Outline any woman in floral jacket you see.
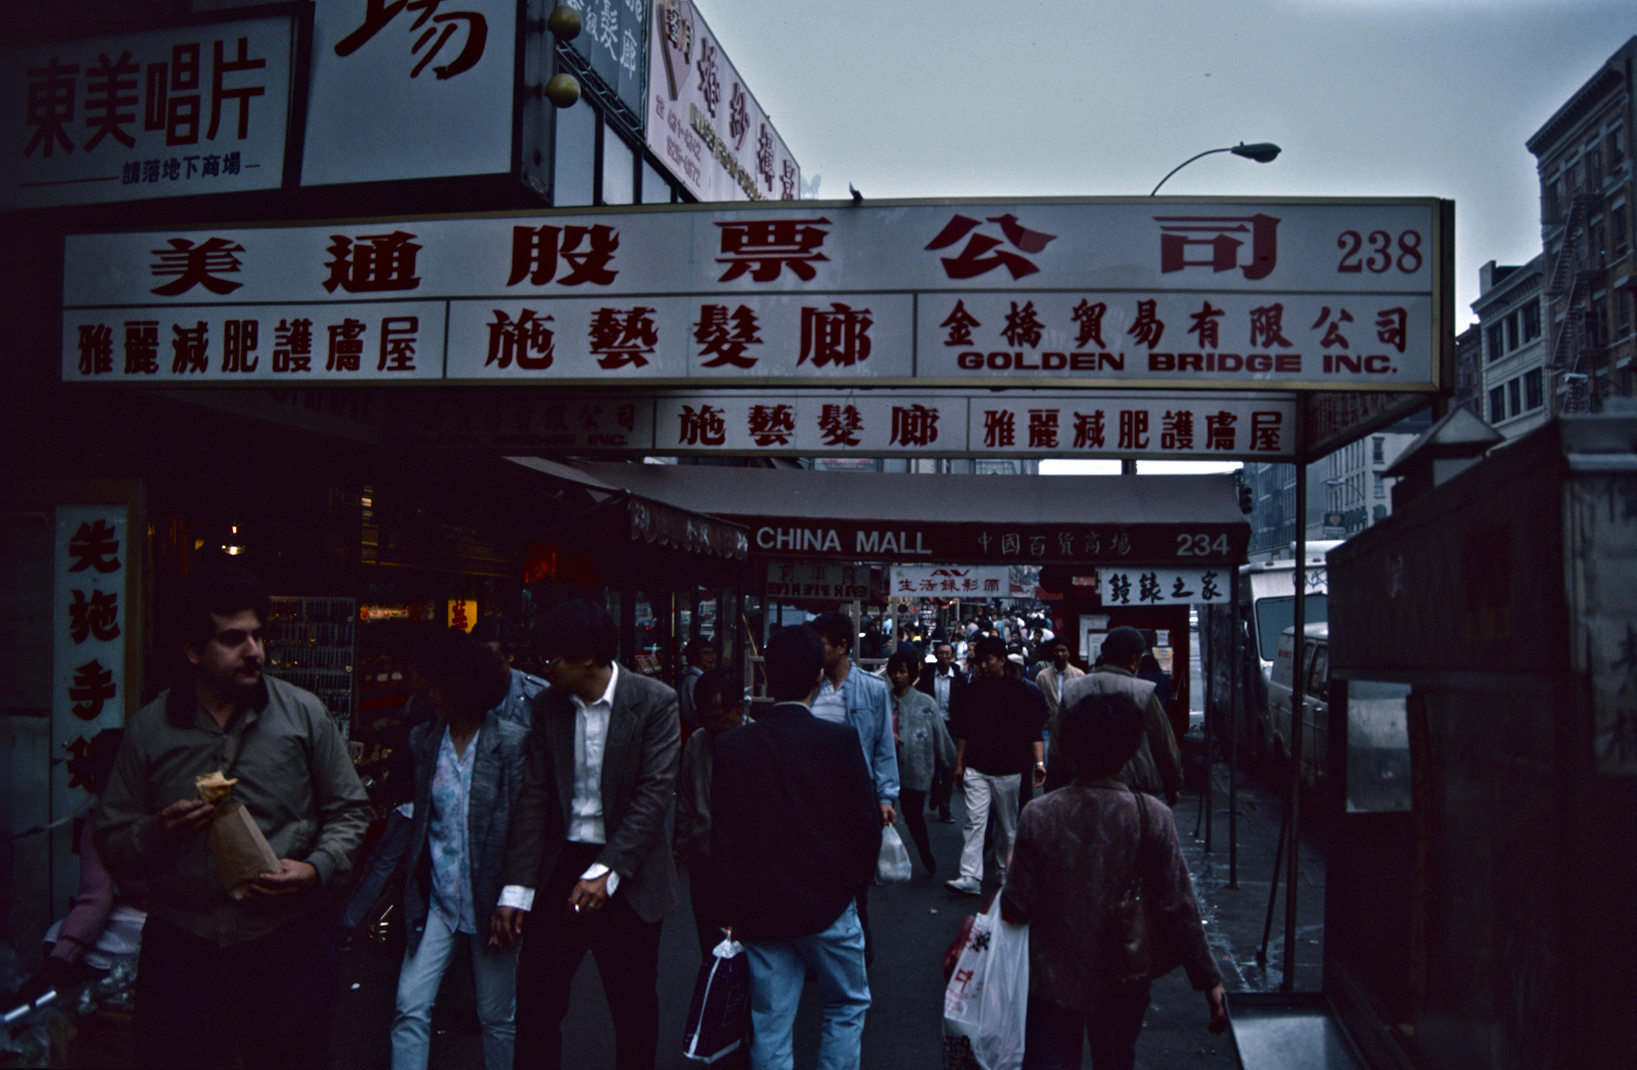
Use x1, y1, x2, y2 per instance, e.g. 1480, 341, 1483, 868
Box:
1001, 692, 1227, 1070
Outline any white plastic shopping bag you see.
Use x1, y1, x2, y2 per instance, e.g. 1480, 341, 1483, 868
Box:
877, 824, 913, 883
942, 896, 1028, 1070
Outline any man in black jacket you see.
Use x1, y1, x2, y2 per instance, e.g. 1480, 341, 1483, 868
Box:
709, 625, 880, 1070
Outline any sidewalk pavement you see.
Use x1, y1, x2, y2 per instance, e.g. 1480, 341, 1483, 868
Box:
329, 763, 1325, 1069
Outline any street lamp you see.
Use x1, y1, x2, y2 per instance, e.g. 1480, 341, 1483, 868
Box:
1149, 142, 1282, 196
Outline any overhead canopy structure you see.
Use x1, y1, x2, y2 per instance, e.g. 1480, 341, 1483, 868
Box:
557, 462, 1248, 570
502, 456, 749, 589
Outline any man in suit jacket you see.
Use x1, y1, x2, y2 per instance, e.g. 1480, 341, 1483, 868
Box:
710, 625, 880, 1070
917, 639, 967, 822
493, 600, 680, 1070
1034, 638, 1085, 721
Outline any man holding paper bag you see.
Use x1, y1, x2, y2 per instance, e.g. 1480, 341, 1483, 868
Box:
95, 564, 369, 1070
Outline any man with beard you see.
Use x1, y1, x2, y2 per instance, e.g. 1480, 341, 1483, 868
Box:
95, 564, 370, 1070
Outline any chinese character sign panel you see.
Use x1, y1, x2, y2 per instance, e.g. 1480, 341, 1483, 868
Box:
63, 198, 1447, 391
646, 0, 799, 202
561, 0, 649, 122
53, 505, 128, 798
1091, 567, 1232, 606
303, 0, 516, 185
764, 561, 872, 601
890, 565, 1011, 598
4, 17, 294, 208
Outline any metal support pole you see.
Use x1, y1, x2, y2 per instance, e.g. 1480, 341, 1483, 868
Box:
1283, 456, 1308, 991
1228, 593, 1240, 890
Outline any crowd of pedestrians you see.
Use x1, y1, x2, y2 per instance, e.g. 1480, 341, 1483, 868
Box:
30, 565, 1221, 1070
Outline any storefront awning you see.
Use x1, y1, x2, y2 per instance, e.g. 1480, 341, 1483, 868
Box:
505, 456, 749, 567
556, 462, 1248, 569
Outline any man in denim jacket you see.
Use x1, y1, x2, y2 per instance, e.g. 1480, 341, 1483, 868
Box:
808, 612, 900, 964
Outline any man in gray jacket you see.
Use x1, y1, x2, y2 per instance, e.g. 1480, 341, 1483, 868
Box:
493, 599, 680, 1070
1054, 627, 1182, 803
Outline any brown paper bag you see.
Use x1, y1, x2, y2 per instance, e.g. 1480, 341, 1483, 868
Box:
208, 799, 282, 900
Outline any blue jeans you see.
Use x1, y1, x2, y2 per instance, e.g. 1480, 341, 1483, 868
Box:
742, 903, 870, 1070
391, 910, 520, 1070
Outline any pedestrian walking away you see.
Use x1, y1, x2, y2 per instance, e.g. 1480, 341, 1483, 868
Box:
1001, 691, 1226, 1070
707, 625, 880, 1070
1052, 627, 1182, 804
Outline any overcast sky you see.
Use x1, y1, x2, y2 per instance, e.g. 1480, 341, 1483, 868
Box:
702, 0, 1636, 330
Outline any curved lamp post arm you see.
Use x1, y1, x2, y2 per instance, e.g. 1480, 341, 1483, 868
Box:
1150, 142, 1282, 196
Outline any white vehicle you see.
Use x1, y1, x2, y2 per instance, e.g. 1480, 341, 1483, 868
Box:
1235, 546, 1333, 768
1268, 623, 1329, 790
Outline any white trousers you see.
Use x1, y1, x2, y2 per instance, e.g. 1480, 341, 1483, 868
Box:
958, 771, 1020, 883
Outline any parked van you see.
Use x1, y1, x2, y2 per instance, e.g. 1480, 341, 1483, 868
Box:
1268, 622, 1329, 791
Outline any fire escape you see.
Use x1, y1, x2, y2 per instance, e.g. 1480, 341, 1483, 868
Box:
1545, 191, 1603, 414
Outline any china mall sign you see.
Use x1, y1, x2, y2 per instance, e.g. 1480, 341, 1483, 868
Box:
60, 197, 1452, 456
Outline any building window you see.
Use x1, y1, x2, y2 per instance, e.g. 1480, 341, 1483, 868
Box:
1487, 323, 1506, 361
1614, 204, 1630, 260
1609, 126, 1626, 166
552, 100, 597, 208
601, 121, 635, 206
1374, 473, 1385, 499
1490, 385, 1506, 423
1508, 377, 1522, 418
1618, 288, 1633, 336
1506, 311, 1520, 350
1372, 436, 1384, 464
1522, 301, 1541, 342
1525, 368, 1543, 410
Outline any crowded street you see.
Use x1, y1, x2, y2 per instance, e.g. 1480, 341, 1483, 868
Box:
325, 765, 1324, 1069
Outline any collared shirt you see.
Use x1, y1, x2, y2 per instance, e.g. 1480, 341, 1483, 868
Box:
811, 676, 848, 725
428, 726, 479, 934
93, 676, 370, 947
569, 662, 619, 845
932, 669, 953, 717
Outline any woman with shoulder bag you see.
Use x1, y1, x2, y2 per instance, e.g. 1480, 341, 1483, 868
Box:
999, 692, 1227, 1070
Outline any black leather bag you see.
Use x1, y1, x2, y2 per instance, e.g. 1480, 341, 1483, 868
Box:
1107, 788, 1181, 984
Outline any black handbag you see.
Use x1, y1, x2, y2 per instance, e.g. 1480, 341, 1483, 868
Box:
1107, 787, 1181, 984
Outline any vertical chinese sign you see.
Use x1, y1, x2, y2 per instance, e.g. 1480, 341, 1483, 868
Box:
51, 503, 130, 908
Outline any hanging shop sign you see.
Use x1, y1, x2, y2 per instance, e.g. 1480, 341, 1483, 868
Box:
646, 0, 799, 202
1086, 566, 1234, 606
559, 0, 649, 124
889, 565, 1011, 598
5, 13, 298, 207
303, 0, 518, 186
388, 389, 1297, 460
764, 561, 874, 601
61, 197, 1449, 392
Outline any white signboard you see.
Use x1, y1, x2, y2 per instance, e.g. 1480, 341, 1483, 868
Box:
4, 16, 295, 207
890, 565, 1010, 598
765, 561, 872, 601
62, 198, 1447, 391
391, 390, 1295, 459
1088, 566, 1234, 606
646, 0, 799, 201
303, 0, 516, 186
